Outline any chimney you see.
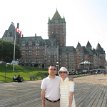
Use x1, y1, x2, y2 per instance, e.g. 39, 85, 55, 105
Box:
17, 23, 19, 28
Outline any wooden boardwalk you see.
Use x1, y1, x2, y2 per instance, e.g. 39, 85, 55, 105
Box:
0, 74, 106, 107
74, 83, 107, 107
74, 74, 107, 107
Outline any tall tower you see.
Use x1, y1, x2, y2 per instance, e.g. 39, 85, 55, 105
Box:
48, 10, 66, 47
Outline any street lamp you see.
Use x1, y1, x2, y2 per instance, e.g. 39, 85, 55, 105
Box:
5, 63, 8, 82
56, 62, 59, 75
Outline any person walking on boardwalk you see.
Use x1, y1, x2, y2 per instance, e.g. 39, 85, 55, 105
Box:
59, 67, 76, 107
41, 65, 60, 107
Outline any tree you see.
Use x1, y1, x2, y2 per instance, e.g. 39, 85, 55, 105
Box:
0, 40, 21, 62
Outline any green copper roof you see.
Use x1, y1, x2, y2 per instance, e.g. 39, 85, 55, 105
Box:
48, 10, 66, 24
19, 36, 45, 46
52, 10, 61, 20
96, 43, 105, 54
86, 41, 92, 49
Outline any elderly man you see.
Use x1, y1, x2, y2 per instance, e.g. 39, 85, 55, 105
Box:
41, 65, 60, 107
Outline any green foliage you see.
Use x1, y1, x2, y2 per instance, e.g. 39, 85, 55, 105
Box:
0, 64, 48, 82
0, 40, 21, 62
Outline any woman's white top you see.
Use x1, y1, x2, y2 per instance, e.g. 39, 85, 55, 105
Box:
60, 77, 76, 107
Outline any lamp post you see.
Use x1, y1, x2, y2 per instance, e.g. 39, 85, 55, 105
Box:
56, 62, 59, 75
5, 63, 8, 82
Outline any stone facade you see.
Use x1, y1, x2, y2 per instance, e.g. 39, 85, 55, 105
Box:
2, 10, 106, 73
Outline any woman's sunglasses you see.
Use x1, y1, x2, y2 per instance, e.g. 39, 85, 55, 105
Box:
59, 72, 67, 74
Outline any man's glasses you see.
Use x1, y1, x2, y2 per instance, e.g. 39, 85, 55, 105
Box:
59, 72, 67, 74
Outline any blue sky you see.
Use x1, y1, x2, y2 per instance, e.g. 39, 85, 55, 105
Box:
0, 0, 107, 58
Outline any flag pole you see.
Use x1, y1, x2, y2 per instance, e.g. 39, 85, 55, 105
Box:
13, 24, 16, 71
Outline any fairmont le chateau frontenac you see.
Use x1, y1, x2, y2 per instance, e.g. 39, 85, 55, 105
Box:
1, 10, 106, 74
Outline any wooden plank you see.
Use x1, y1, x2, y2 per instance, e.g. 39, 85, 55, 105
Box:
75, 84, 98, 107
74, 83, 107, 107
101, 86, 107, 107
88, 86, 105, 107
75, 84, 93, 107
87, 87, 101, 107
95, 87, 105, 107
81, 86, 101, 107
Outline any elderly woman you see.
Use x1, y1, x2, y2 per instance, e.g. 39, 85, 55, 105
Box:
59, 67, 76, 107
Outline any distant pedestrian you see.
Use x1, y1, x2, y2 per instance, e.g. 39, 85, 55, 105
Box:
17, 75, 23, 82
13, 75, 17, 81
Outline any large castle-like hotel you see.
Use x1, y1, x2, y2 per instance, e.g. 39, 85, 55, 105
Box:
2, 10, 106, 72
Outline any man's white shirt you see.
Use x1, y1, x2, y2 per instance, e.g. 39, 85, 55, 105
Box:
41, 76, 60, 101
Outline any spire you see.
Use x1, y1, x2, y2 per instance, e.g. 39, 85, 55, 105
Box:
96, 43, 105, 54
17, 23, 19, 28
8, 22, 15, 30
52, 9, 61, 20
96, 43, 102, 50
86, 41, 92, 49
76, 42, 81, 49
